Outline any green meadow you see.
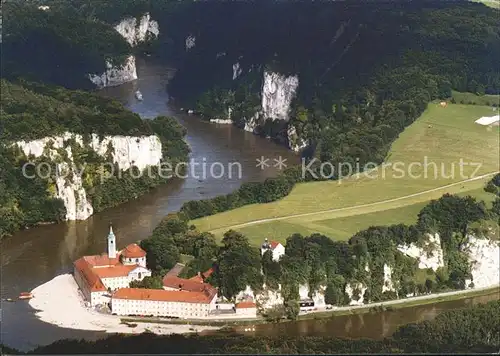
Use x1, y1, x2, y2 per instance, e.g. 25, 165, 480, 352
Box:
193, 101, 499, 245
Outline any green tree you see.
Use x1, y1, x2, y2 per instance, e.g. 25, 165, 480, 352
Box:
129, 276, 163, 289
140, 236, 180, 273
216, 230, 262, 299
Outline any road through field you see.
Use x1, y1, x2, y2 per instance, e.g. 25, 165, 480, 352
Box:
209, 171, 499, 234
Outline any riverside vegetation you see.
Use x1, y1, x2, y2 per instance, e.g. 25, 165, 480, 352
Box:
1, 300, 499, 354
125, 176, 500, 321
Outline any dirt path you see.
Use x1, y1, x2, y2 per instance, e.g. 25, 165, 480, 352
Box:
211, 171, 498, 232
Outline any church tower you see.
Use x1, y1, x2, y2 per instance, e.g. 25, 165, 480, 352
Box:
108, 224, 117, 259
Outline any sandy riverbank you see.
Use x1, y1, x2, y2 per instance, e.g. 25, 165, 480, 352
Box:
28, 274, 219, 335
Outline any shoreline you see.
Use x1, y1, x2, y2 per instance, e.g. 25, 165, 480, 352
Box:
28, 273, 499, 331
28, 274, 219, 336
122, 285, 499, 327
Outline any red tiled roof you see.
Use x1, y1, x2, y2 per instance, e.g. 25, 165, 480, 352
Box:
93, 264, 138, 279
270, 241, 281, 249
83, 254, 121, 267
203, 268, 214, 279
121, 243, 146, 258
236, 301, 257, 309
188, 267, 214, 283
74, 257, 106, 292
113, 288, 216, 304
189, 274, 204, 283
163, 275, 212, 292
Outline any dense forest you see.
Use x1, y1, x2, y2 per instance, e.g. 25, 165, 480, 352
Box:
163, 1, 499, 164
0, 80, 189, 239
1, 0, 134, 89
2, 300, 498, 354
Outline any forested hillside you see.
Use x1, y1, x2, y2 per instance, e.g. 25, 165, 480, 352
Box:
1, 0, 132, 88
2, 300, 498, 354
0, 80, 189, 239
163, 1, 499, 169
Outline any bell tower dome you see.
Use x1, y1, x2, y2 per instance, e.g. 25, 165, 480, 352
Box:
107, 224, 117, 259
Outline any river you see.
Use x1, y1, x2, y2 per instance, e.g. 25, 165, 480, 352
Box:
0, 58, 497, 351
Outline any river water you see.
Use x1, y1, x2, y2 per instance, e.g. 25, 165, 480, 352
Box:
0, 58, 498, 351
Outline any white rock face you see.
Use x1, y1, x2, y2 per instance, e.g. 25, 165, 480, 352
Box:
88, 134, 162, 172
464, 237, 500, 289
345, 282, 367, 306
14, 132, 162, 221
244, 115, 259, 133
114, 13, 159, 46
243, 71, 300, 140
232, 62, 242, 80
260, 71, 299, 121
397, 233, 444, 272
235, 283, 325, 310
186, 35, 196, 51
88, 55, 137, 88
88, 13, 159, 88
287, 125, 308, 152
255, 288, 284, 310
299, 284, 326, 307
382, 264, 395, 293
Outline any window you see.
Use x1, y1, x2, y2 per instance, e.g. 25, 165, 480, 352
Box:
136, 258, 139, 263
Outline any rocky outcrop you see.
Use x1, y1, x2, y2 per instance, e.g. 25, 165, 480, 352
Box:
286, 125, 308, 152
243, 71, 300, 144
114, 13, 159, 46
345, 282, 367, 306
299, 284, 326, 307
232, 62, 242, 80
464, 237, 500, 289
397, 233, 444, 272
88, 13, 159, 87
88, 55, 138, 88
14, 132, 162, 221
186, 35, 196, 51
382, 264, 395, 293
260, 71, 299, 121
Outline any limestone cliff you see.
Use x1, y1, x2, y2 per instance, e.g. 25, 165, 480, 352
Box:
88, 13, 159, 88
232, 232, 499, 312
244, 71, 299, 133
14, 132, 162, 221
88, 56, 138, 88
114, 13, 159, 46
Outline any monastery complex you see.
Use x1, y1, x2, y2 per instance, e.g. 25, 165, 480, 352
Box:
73, 227, 286, 319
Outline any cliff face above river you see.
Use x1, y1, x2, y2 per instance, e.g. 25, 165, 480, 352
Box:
0, 80, 189, 239
88, 13, 160, 88
14, 133, 163, 221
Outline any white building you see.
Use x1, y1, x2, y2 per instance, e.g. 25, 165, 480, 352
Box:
260, 238, 285, 261
73, 226, 151, 307
235, 301, 258, 317
111, 287, 217, 318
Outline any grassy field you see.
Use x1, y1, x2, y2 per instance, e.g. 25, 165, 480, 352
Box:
452, 90, 500, 106
193, 102, 499, 245
471, 0, 500, 9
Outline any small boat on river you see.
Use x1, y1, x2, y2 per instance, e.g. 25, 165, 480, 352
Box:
19, 292, 33, 300
135, 90, 143, 101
